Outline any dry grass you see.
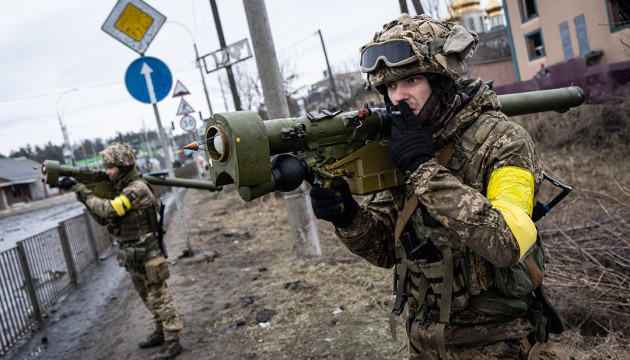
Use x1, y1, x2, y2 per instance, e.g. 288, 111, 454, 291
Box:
512, 101, 630, 357
166, 100, 630, 359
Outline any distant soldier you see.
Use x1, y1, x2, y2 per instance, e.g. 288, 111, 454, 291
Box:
309, 14, 574, 359
76, 142, 183, 360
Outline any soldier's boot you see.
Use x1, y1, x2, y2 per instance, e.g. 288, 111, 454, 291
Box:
138, 330, 165, 349
151, 339, 183, 360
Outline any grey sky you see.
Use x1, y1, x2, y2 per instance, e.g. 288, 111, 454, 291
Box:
0, 1, 483, 157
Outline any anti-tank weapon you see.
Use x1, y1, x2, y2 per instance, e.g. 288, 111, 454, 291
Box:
190, 86, 584, 202
42, 160, 220, 199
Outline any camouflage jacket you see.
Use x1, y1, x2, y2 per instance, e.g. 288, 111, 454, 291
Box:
336, 79, 543, 343
83, 175, 160, 242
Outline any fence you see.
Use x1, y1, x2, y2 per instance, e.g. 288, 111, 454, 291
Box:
0, 161, 201, 356
0, 211, 113, 356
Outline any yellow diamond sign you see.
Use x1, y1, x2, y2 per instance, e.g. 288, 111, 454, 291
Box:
114, 3, 154, 42
102, 0, 166, 55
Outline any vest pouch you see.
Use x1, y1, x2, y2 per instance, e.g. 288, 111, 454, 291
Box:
495, 240, 545, 298
145, 256, 170, 284
125, 246, 147, 274
468, 288, 531, 317
526, 300, 548, 343
463, 248, 493, 296
409, 255, 470, 311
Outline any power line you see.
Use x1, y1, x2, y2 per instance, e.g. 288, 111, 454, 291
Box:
0, 65, 199, 104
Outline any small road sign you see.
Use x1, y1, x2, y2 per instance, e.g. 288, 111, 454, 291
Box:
180, 115, 196, 132
101, 0, 166, 55
125, 57, 172, 104
172, 80, 191, 97
176, 98, 195, 115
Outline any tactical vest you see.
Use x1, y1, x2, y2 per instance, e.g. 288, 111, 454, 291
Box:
112, 179, 160, 243
390, 112, 548, 358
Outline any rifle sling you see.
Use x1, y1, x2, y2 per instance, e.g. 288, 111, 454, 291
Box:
394, 141, 455, 241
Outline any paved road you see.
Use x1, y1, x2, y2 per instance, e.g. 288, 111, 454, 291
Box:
0, 194, 84, 252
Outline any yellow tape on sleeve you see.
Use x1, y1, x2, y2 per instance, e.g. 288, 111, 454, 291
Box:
110, 195, 131, 217
491, 200, 537, 260
120, 195, 131, 210
487, 166, 537, 260
487, 166, 535, 216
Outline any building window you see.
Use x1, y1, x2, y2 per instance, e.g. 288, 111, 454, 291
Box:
518, 0, 538, 22
574, 14, 591, 56
10, 186, 21, 198
607, 0, 630, 32
525, 29, 545, 60
559, 22, 574, 60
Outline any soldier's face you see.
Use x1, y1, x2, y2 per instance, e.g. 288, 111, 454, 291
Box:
386, 75, 432, 116
105, 165, 119, 179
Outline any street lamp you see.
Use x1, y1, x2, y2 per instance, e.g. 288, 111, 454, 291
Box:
167, 21, 214, 117
56, 88, 78, 165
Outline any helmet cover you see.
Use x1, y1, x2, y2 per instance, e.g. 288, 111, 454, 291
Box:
361, 14, 478, 87
100, 142, 136, 168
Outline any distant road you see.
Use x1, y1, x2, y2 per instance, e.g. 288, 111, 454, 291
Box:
0, 194, 84, 252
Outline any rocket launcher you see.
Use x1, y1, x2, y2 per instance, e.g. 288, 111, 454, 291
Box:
42, 160, 220, 199
195, 86, 584, 202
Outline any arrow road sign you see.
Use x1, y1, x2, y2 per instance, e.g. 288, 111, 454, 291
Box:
125, 56, 172, 104
176, 98, 195, 115
172, 80, 191, 97
180, 115, 196, 132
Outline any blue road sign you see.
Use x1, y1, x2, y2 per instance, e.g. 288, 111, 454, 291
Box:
125, 56, 172, 104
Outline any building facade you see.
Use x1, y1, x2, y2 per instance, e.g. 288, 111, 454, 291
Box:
503, 0, 630, 81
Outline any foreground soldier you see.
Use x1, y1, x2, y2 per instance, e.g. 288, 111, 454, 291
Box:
310, 14, 573, 359
76, 142, 184, 360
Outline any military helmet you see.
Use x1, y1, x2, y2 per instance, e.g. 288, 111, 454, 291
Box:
100, 142, 136, 169
360, 14, 478, 88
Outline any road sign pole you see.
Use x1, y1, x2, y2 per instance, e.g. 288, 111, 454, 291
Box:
124, 56, 192, 253
152, 102, 193, 254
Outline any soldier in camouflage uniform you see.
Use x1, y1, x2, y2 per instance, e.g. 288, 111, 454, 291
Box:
309, 14, 574, 360
76, 142, 184, 360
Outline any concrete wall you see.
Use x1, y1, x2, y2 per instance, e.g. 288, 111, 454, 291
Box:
466, 59, 517, 86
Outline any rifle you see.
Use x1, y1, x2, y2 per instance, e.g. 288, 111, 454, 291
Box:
42, 160, 221, 199
190, 86, 584, 202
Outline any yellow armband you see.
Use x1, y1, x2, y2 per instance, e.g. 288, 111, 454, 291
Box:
487, 166, 537, 260
110, 195, 132, 216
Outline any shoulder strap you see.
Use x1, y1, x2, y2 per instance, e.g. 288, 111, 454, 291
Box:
394, 142, 455, 241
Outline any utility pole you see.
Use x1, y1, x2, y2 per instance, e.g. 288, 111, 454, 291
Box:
399, 0, 409, 13
141, 117, 154, 166
317, 29, 340, 108
56, 89, 77, 165
153, 105, 193, 254
209, 0, 242, 110
410, 0, 425, 15
243, 0, 322, 258
166, 21, 214, 117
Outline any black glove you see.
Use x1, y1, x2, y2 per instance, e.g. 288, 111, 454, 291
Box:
388, 101, 435, 177
309, 178, 358, 228
74, 183, 90, 202
59, 177, 76, 190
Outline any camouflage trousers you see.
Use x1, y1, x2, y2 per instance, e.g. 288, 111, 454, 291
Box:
130, 272, 183, 341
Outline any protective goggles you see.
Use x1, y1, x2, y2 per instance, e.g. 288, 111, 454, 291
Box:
360, 39, 418, 72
